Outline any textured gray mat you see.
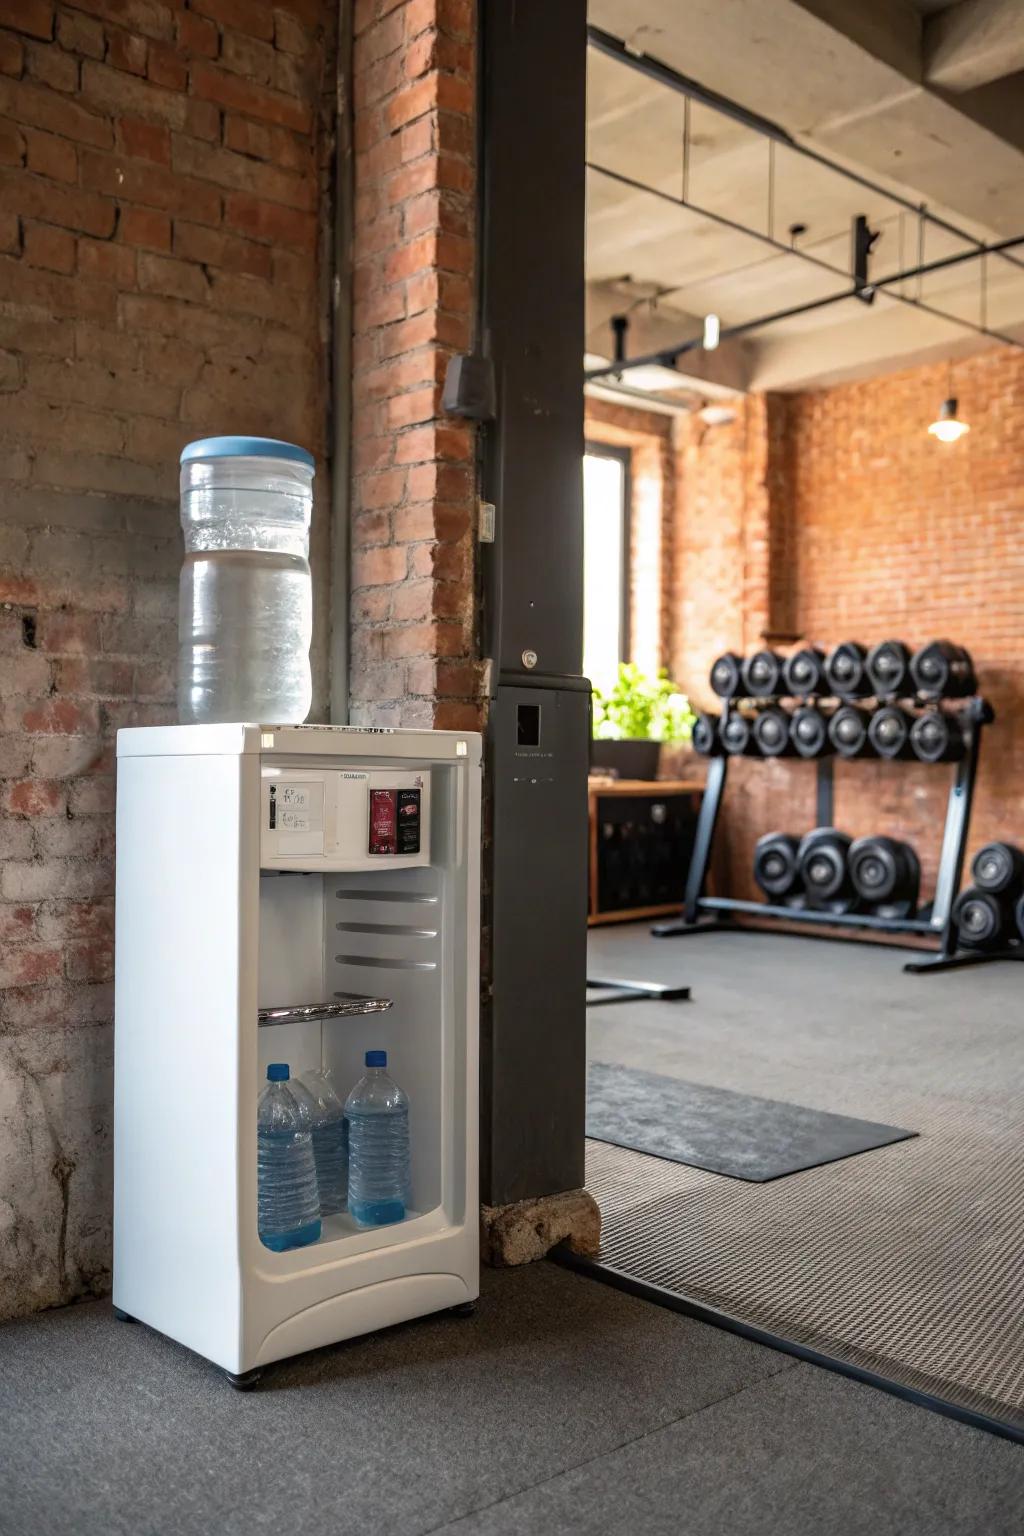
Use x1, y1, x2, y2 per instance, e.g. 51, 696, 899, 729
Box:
587, 1061, 916, 1181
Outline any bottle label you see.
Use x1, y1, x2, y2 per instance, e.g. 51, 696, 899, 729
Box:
368, 788, 421, 855
369, 789, 397, 854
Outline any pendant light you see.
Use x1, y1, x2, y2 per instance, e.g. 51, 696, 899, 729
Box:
928, 363, 969, 442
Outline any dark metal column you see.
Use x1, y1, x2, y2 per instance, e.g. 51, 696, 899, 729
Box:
478, 0, 589, 1205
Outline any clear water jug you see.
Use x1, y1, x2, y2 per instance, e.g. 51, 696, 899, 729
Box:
178, 436, 314, 725
345, 1050, 410, 1228
257, 1063, 321, 1252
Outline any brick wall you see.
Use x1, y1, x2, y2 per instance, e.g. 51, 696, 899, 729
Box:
0, 0, 335, 1318
672, 347, 1024, 904
348, 0, 481, 732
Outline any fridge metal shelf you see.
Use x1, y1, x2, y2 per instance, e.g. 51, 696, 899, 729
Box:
257, 999, 393, 1028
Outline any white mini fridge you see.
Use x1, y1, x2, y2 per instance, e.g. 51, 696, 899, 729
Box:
113, 722, 481, 1385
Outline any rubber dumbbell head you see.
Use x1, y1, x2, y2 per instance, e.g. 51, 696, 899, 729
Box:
783, 647, 827, 698
868, 705, 914, 760
753, 705, 796, 757
825, 642, 871, 698
952, 887, 1012, 951
866, 640, 912, 699
849, 835, 920, 916
720, 712, 756, 755
753, 832, 802, 899
970, 841, 1024, 895
910, 709, 964, 763
797, 827, 854, 907
691, 712, 723, 758
910, 640, 977, 699
742, 649, 784, 698
709, 652, 743, 699
828, 704, 872, 758
789, 704, 832, 759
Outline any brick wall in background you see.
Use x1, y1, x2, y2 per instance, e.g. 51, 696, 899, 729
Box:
348, 0, 481, 732
673, 347, 1024, 905
0, 0, 335, 1318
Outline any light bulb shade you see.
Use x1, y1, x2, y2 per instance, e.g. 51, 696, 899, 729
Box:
928, 397, 969, 442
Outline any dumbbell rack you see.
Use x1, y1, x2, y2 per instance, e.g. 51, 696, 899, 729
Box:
652, 696, 1007, 976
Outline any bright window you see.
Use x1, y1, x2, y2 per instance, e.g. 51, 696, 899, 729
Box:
583, 446, 629, 694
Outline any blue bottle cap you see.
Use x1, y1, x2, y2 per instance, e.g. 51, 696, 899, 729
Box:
180, 436, 315, 470
365, 1050, 387, 1068
267, 1063, 290, 1081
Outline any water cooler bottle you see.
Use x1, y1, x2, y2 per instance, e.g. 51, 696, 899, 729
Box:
113, 722, 481, 1384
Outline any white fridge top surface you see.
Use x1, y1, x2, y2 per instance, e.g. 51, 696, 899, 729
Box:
117, 722, 482, 763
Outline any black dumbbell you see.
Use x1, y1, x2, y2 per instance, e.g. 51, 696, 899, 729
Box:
742, 649, 784, 698
849, 835, 920, 918
866, 640, 912, 699
1016, 892, 1024, 943
783, 647, 827, 698
971, 842, 1024, 895
825, 641, 871, 698
828, 704, 872, 758
910, 708, 965, 763
910, 641, 976, 699
692, 712, 723, 757
952, 887, 1014, 951
753, 832, 802, 900
789, 704, 832, 759
797, 827, 855, 911
868, 705, 915, 759
753, 705, 797, 757
710, 652, 743, 699
721, 712, 757, 756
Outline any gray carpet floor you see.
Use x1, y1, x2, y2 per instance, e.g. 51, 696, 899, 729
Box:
585, 924, 1024, 1428
1, 1262, 1023, 1536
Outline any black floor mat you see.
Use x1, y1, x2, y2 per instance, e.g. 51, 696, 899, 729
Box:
587, 1061, 916, 1180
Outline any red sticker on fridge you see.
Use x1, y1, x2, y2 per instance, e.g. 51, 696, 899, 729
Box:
368, 789, 398, 855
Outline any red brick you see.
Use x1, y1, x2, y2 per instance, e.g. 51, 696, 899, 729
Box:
0, 74, 113, 146
0, 121, 24, 164
0, 32, 25, 74
23, 219, 75, 272
119, 113, 171, 164
173, 218, 272, 278
0, 904, 38, 943
119, 203, 172, 250
78, 236, 137, 285
56, 8, 105, 57
81, 147, 221, 226
25, 35, 77, 89
223, 112, 307, 171
107, 27, 148, 75
4, 779, 64, 815
24, 126, 77, 182
191, 60, 312, 134
223, 190, 315, 249
352, 544, 407, 587
4, 0, 53, 41
190, 0, 274, 42
147, 41, 186, 90
184, 97, 221, 141
177, 9, 218, 58
22, 698, 100, 734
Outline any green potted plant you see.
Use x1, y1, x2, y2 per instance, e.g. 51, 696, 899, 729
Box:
591, 663, 695, 780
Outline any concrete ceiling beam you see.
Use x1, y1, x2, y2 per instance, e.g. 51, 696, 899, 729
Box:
584, 280, 753, 396
923, 0, 1024, 92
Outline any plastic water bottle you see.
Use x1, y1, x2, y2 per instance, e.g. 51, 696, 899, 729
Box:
345, 1051, 410, 1228
178, 437, 314, 725
257, 1064, 321, 1252
300, 1069, 349, 1216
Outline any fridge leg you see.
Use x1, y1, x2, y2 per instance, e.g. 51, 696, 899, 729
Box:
113, 1308, 138, 1324
225, 1368, 264, 1391
449, 1300, 477, 1317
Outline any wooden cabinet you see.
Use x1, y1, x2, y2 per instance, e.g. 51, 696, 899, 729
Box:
588, 778, 703, 925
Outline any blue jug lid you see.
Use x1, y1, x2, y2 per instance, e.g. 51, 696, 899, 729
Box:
181, 436, 315, 469
267, 1063, 291, 1081
365, 1050, 387, 1068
